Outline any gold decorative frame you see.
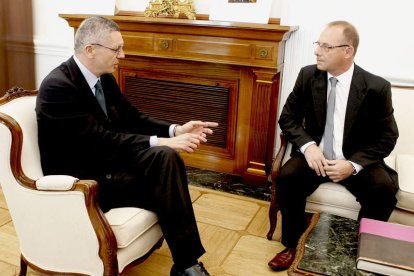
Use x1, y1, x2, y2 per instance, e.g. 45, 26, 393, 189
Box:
144, 0, 196, 20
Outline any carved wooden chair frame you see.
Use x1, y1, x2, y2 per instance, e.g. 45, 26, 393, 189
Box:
0, 87, 163, 276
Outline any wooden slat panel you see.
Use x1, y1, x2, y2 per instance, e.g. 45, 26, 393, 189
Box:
125, 76, 229, 148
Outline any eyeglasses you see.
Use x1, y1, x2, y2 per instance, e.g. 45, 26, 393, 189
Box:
313, 42, 350, 52
91, 43, 123, 55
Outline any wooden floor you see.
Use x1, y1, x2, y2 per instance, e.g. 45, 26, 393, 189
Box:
0, 186, 287, 276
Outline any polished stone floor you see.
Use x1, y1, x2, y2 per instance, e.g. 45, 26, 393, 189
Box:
186, 167, 272, 201
298, 213, 377, 276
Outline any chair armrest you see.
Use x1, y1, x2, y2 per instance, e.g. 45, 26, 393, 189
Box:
33, 178, 118, 274
271, 133, 288, 181
35, 175, 79, 191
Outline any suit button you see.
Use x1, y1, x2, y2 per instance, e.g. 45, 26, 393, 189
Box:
105, 174, 112, 180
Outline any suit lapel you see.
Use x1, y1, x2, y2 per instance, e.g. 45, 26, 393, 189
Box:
343, 65, 367, 143
66, 57, 108, 117
311, 71, 328, 131
66, 57, 94, 97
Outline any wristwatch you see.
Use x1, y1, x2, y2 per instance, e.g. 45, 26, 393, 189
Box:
350, 162, 357, 175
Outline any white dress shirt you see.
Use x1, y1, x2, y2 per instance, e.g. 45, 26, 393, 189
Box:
301, 63, 362, 173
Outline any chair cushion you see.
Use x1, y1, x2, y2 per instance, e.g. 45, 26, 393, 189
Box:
105, 207, 159, 248
395, 154, 414, 212
307, 182, 361, 212
384, 155, 396, 170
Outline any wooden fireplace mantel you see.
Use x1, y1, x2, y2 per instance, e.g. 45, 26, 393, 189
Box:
61, 14, 295, 186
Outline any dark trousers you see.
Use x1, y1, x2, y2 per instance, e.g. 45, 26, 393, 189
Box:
98, 146, 205, 268
276, 155, 398, 248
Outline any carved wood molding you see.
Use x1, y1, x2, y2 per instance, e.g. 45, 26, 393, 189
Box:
0, 88, 38, 189
0, 87, 37, 104
60, 14, 294, 71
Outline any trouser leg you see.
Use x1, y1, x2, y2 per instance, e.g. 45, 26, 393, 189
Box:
276, 156, 325, 248
343, 164, 398, 221
104, 146, 205, 267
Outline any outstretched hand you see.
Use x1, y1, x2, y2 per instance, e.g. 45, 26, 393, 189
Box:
175, 121, 219, 138
158, 120, 218, 153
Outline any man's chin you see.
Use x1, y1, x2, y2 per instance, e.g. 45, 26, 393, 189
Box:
316, 63, 326, 71
106, 67, 116, 74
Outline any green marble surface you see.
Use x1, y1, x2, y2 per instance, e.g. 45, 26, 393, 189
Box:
186, 166, 271, 201
298, 213, 377, 276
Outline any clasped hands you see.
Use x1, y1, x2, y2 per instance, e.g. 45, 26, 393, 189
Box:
304, 144, 354, 182
158, 121, 218, 153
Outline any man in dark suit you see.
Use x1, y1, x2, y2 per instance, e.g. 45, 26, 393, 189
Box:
36, 16, 216, 276
268, 21, 399, 271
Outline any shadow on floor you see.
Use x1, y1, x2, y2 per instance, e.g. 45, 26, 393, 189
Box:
186, 167, 271, 201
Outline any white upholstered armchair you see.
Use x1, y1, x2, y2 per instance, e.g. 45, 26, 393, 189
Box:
0, 87, 163, 275
267, 88, 414, 240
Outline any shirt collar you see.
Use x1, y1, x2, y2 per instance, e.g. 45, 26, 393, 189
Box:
327, 63, 354, 87
73, 55, 100, 90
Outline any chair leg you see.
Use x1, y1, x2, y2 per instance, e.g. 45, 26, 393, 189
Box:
19, 255, 27, 276
267, 186, 279, 240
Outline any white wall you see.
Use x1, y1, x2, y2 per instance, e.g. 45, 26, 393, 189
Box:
32, 0, 414, 101
278, 0, 414, 118
32, 0, 118, 87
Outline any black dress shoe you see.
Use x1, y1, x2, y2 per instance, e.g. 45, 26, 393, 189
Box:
268, 247, 296, 271
170, 262, 210, 276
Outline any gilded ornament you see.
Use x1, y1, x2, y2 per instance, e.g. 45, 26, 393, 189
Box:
144, 0, 196, 20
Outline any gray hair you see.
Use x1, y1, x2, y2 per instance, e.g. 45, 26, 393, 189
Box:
74, 16, 120, 53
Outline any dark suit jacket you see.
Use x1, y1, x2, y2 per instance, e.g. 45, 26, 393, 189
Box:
279, 64, 399, 171
36, 57, 171, 181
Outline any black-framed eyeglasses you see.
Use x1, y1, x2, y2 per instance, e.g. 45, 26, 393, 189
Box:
313, 42, 350, 52
91, 43, 123, 55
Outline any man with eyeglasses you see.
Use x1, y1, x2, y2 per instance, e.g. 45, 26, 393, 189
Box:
36, 16, 215, 276
268, 21, 399, 271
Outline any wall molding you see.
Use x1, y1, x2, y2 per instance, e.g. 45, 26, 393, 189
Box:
33, 37, 72, 58
391, 84, 414, 90
387, 77, 414, 90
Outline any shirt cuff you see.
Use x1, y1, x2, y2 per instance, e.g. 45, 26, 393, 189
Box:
349, 161, 363, 174
169, 124, 177, 137
149, 136, 158, 147
300, 141, 316, 154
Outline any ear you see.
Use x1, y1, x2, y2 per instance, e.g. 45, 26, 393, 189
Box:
344, 46, 355, 59
84, 44, 95, 58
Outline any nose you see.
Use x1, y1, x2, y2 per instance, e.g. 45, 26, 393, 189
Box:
314, 45, 321, 56
117, 48, 125, 59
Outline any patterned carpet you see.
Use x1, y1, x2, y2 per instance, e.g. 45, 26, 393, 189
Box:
186, 167, 272, 201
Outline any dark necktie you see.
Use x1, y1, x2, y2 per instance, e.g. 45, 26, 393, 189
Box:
323, 77, 338, 160
94, 80, 107, 116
